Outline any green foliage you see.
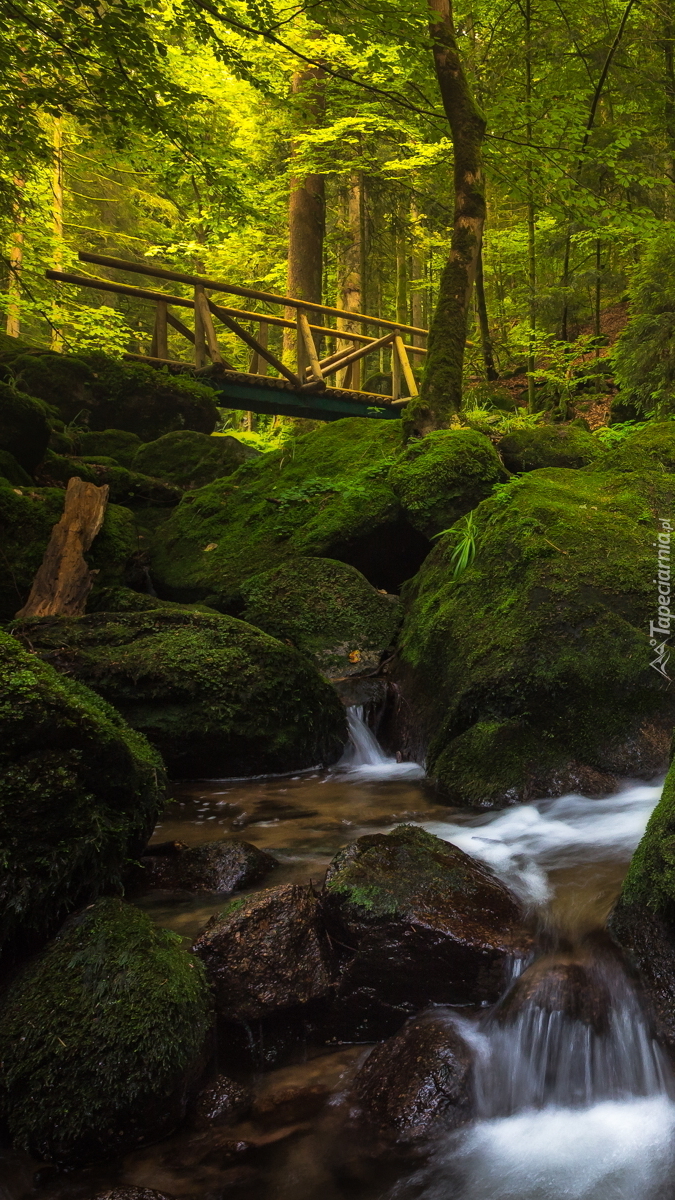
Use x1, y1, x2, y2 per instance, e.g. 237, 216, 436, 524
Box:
0, 898, 211, 1163
389, 428, 507, 538
0, 631, 166, 954
613, 226, 675, 416
433, 511, 479, 579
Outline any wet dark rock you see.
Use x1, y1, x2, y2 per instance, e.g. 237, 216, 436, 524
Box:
322, 825, 531, 1038
191, 1075, 253, 1128
346, 1015, 473, 1144
0, 898, 212, 1166
90, 1191, 177, 1200
495, 957, 612, 1034
137, 838, 277, 895
193, 884, 335, 1022
250, 1082, 330, 1128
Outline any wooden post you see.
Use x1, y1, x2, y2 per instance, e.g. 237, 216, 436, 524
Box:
392, 334, 402, 400
16, 478, 109, 617
154, 301, 169, 360
297, 311, 324, 383
194, 287, 223, 364
394, 335, 419, 396
194, 284, 208, 368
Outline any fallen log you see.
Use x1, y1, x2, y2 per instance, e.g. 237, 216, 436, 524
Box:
16, 476, 109, 617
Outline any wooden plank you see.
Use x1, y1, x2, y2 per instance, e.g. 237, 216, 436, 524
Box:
208, 299, 300, 386
297, 312, 324, 383
195, 287, 225, 365
46, 270, 427, 355
394, 334, 419, 397
77, 251, 429, 338
16, 477, 109, 617
392, 337, 402, 400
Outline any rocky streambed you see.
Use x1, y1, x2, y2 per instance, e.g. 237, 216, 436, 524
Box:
2, 719, 672, 1200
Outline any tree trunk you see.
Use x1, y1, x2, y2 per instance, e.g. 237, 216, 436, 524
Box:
6, 181, 24, 339
283, 66, 325, 374
403, 0, 486, 436
664, 12, 675, 217
51, 119, 64, 351
17, 477, 109, 617
475, 245, 497, 380
337, 173, 364, 388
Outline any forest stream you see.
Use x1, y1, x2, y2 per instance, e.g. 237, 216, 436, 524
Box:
1, 710, 671, 1200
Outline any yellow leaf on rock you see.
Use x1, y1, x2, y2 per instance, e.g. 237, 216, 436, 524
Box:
203, 543, 218, 552
349, 650, 361, 663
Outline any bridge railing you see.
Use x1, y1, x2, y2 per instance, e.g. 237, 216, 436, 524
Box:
46, 253, 428, 405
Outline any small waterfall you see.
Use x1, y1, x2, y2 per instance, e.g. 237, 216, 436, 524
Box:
335, 706, 424, 780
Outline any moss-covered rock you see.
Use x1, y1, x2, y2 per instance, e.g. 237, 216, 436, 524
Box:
149, 419, 429, 606
397, 467, 675, 807
133, 430, 259, 489
78, 428, 143, 469
85, 585, 220, 616
11, 610, 348, 776
608, 764, 675, 1055
0, 898, 211, 1164
498, 424, 602, 473
0, 449, 32, 486
597, 420, 675, 474
3, 352, 219, 440
0, 478, 136, 620
239, 558, 401, 677
389, 428, 508, 538
0, 380, 51, 471
0, 631, 166, 956
35, 450, 181, 506
323, 825, 530, 1039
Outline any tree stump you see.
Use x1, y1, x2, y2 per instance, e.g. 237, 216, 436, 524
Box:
16, 476, 109, 617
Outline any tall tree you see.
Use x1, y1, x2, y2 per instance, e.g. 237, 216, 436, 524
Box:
404, 0, 487, 435
284, 66, 326, 372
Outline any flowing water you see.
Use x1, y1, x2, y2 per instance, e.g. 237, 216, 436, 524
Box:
2, 711, 673, 1200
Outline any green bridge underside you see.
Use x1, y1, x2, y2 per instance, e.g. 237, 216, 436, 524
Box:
199, 368, 402, 421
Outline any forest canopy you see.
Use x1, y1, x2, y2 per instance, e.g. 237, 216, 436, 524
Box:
2, 0, 673, 425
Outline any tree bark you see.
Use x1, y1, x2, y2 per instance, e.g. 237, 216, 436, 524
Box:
403, 0, 486, 436
17, 477, 109, 617
51, 119, 64, 351
475, 244, 497, 380
283, 66, 325, 374
337, 173, 364, 387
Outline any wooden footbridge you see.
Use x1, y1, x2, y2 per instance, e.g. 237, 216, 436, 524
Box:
47, 253, 428, 422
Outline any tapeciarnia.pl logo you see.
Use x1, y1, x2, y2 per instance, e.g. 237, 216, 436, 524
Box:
650, 518, 673, 680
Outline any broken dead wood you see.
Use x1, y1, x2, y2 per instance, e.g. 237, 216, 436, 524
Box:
16, 476, 109, 617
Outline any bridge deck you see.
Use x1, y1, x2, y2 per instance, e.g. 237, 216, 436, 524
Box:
133, 356, 405, 421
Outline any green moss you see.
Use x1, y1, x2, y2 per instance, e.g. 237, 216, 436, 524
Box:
239, 557, 401, 677
325, 825, 483, 926
0, 479, 136, 619
0, 898, 211, 1163
0, 380, 51, 471
618, 763, 675, 912
11, 609, 347, 776
596, 420, 675, 474
398, 466, 675, 805
0, 449, 32, 486
133, 429, 259, 488
4, 351, 219, 440
389, 428, 508, 538
498, 424, 602, 473
78, 428, 143, 469
0, 631, 166, 954
37, 451, 181, 507
86, 585, 220, 616
149, 418, 409, 606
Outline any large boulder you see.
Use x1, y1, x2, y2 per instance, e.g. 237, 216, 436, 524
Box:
322, 825, 531, 1038
609, 760, 675, 1056
397, 466, 675, 806
0, 899, 212, 1165
344, 1014, 473, 1145
0, 631, 166, 956
498, 424, 601, 473
35, 451, 181, 506
78, 428, 143, 469
10, 610, 348, 776
192, 884, 334, 1022
239, 557, 401, 678
389, 428, 507, 538
148, 419, 428, 606
133, 430, 259, 488
3, 352, 219, 439
0, 380, 51, 471
136, 837, 277, 894
0, 477, 136, 620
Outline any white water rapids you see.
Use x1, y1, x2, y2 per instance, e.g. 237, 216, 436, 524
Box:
339, 710, 675, 1200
